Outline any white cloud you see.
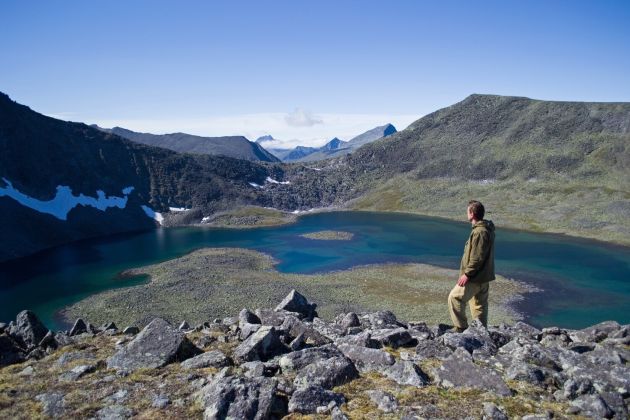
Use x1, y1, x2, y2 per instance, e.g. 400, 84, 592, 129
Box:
72, 112, 420, 149
284, 108, 323, 127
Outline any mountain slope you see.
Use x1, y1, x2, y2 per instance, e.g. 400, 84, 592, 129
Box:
99, 127, 280, 162
347, 94, 630, 244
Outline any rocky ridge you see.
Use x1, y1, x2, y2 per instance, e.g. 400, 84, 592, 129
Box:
1, 291, 628, 419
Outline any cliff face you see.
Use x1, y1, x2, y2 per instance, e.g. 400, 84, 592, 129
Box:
1, 290, 628, 419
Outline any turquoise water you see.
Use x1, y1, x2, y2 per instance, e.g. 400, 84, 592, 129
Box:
0, 211, 628, 330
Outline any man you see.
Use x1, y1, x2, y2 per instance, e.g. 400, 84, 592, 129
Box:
448, 200, 495, 331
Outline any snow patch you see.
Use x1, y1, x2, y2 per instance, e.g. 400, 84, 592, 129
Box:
169, 207, 189, 212
265, 177, 290, 185
0, 178, 134, 221
249, 182, 263, 189
201, 216, 211, 223
141, 205, 163, 225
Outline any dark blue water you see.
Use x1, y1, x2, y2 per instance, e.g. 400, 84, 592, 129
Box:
0, 211, 628, 330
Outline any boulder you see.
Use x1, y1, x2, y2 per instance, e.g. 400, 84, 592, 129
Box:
366, 389, 398, 413
198, 375, 282, 420
337, 344, 395, 373
288, 385, 345, 414
69, 318, 88, 336
238, 308, 261, 327
275, 289, 317, 320
181, 350, 232, 369
58, 364, 96, 382
335, 331, 380, 348
0, 334, 26, 367
433, 348, 512, 396
36, 392, 66, 418
414, 340, 453, 360
370, 327, 414, 348
570, 321, 621, 343
178, 321, 190, 330
239, 323, 261, 341
122, 326, 139, 335
278, 344, 344, 371
102, 322, 118, 331
482, 402, 508, 420
293, 356, 359, 390
407, 322, 433, 340
311, 317, 344, 340
8, 310, 49, 349
570, 394, 614, 419
107, 318, 201, 372
255, 308, 293, 327
365, 310, 400, 329
337, 312, 360, 330
382, 360, 429, 387
96, 405, 133, 420
233, 326, 285, 363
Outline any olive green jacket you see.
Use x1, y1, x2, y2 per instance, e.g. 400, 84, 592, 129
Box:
459, 220, 495, 283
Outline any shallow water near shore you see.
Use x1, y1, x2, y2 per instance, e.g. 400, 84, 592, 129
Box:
0, 211, 628, 330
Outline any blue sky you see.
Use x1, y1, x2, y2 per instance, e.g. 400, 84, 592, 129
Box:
2, 1, 629, 146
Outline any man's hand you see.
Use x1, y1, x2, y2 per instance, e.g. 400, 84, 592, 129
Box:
457, 274, 469, 287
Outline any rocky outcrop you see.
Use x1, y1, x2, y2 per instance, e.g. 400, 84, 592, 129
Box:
1, 289, 628, 419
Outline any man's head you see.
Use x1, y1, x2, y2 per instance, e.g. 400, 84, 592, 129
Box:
467, 200, 485, 222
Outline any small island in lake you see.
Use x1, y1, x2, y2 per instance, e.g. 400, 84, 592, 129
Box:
300, 230, 354, 240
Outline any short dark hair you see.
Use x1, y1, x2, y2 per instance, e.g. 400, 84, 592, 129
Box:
468, 200, 485, 219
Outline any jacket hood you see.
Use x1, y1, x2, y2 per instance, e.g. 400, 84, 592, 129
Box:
473, 220, 495, 232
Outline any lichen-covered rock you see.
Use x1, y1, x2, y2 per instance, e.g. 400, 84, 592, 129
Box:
233, 326, 285, 363
278, 344, 344, 371
8, 310, 49, 349
181, 350, 231, 369
96, 404, 133, 420
414, 339, 453, 360
274, 289, 317, 320
36, 392, 65, 418
293, 356, 359, 390
365, 310, 400, 329
0, 334, 25, 367
570, 321, 621, 343
433, 348, 511, 396
370, 327, 413, 348
570, 394, 614, 419
366, 390, 398, 413
381, 360, 429, 387
107, 318, 201, 372
238, 308, 261, 327
337, 344, 394, 373
482, 402, 508, 420
198, 375, 281, 420
58, 364, 96, 382
336, 312, 360, 330
288, 385, 345, 414
335, 331, 380, 348
69, 318, 88, 336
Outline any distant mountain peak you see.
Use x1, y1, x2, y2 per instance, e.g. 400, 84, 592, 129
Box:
322, 137, 346, 151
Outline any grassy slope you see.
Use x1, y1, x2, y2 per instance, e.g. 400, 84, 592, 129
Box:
62, 248, 527, 328
343, 95, 630, 245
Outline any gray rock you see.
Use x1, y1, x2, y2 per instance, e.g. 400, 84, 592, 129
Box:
339, 312, 361, 330
366, 389, 398, 413
278, 344, 344, 371
242, 361, 266, 377
441, 325, 496, 355
59, 364, 96, 381
311, 317, 344, 340
510, 321, 542, 340
370, 327, 414, 348
288, 332, 305, 351
233, 326, 285, 363
331, 406, 348, 420
122, 326, 139, 335
482, 402, 508, 420
505, 362, 548, 386
570, 321, 621, 343
275, 289, 317, 319
18, 365, 34, 376
69, 318, 88, 336
151, 395, 170, 409
337, 344, 395, 373
366, 310, 400, 329
433, 348, 511, 396
38, 330, 57, 349
294, 356, 359, 390
570, 394, 614, 418
36, 392, 65, 418
414, 339, 453, 360
107, 318, 201, 372
181, 350, 231, 369
600, 391, 628, 419
288, 385, 345, 414
0, 334, 25, 367
407, 322, 433, 340
8, 310, 49, 349
0, 322, 6, 333
239, 322, 261, 340
255, 308, 292, 326
335, 331, 380, 348
278, 315, 331, 346
178, 321, 190, 330
239, 308, 261, 326
382, 360, 429, 387
199, 375, 280, 420
562, 377, 594, 400
96, 404, 133, 420
102, 322, 118, 331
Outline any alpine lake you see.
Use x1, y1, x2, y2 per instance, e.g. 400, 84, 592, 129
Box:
1, 211, 629, 330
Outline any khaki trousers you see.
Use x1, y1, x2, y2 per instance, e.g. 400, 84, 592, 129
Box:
448, 281, 489, 329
